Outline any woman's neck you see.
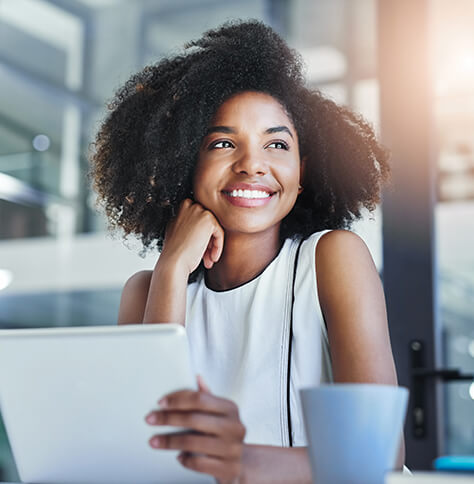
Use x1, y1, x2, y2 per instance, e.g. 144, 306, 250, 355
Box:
205, 228, 282, 291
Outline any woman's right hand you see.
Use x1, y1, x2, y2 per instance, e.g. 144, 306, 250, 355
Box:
159, 198, 225, 275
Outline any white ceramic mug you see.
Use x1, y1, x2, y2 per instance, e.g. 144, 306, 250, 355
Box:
300, 384, 409, 484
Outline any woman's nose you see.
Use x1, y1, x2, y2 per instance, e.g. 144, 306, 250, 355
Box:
232, 151, 268, 176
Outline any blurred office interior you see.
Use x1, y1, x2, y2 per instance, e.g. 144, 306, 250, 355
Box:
0, 0, 473, 480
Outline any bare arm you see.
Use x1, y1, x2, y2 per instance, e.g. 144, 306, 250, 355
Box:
240, 230, 405, 482
142, 262, 189, 325
241, 445, 311, 484
117, 265, 188, 325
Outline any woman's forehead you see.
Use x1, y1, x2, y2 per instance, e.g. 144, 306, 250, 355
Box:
209, 91, 296, 133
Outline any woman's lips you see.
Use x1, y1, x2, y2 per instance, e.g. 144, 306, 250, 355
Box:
221, 191, 275, 207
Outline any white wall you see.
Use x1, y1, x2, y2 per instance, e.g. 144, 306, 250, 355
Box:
0, 233, 156, 294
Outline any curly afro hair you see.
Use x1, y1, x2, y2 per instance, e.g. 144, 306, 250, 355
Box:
90, 19, 390, 258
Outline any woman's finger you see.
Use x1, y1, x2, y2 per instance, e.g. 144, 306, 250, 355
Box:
150, 432, 241, 459
203, 252, 214, 269
211, 224, 224, 263
178, 451, 241, 482
145, 410, 238, 436
204, 219, 223, 267
203, 243, 214, 269
159, 390, 238, 417
197, 375, 211, 393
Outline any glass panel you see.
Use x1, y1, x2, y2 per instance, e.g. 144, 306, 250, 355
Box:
0, 0, 85, 240
432, 0, 474, 455
0, 151, 60, 195
0, 289, 121, 329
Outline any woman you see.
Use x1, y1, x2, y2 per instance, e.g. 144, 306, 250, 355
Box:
90, 20, 404, 483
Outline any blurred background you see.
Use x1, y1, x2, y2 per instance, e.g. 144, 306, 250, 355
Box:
0, 0, 473, 480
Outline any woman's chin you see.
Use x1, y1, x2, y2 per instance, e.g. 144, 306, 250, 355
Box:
219, 219, 281, 237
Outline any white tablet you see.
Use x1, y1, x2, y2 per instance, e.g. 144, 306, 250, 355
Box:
0, 324, 213, 484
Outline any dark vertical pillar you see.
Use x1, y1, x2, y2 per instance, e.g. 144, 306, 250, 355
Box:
378, 0, 443, 470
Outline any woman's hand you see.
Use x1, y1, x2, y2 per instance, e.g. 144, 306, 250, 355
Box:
160, 198, 225, 274
145, 376, 246, 484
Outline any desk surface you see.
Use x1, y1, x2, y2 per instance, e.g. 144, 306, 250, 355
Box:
3, 472, 474, 484
2, 475, 474, 484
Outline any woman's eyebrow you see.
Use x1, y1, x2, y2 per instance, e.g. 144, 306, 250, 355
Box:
206, 126, 236, 135
265, 126, 294, 139
206, 125, 294, 138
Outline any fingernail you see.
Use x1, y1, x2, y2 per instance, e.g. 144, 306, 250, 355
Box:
158, 398, 168, 408
145, 413, 156, 424
150, 436, 161, 448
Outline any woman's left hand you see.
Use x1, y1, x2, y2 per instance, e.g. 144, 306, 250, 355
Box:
145, 376, 246, 484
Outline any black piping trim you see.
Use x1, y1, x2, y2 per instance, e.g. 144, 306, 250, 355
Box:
287, 238, 304, 447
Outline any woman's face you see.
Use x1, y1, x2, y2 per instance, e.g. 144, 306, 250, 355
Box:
193, 91, 303, 236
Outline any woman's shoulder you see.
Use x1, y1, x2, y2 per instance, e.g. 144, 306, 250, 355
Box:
297, 229, 370, 260
118, 270, 153, 325
303, 228, 365, 245
297, 229, 375, 290
313, 229, 379, 313
314, 229, 372, 264
123, 270, 153, 292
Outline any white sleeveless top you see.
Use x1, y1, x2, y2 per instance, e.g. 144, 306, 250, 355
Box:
185, 230, 333, 447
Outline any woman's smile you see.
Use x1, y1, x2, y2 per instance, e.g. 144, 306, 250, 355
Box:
221, 182, 276, 207
222, 191, 275, 207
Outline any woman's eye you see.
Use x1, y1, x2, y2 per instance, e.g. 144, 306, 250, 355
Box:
211, 140, 233, 149
267, 141, 289, 150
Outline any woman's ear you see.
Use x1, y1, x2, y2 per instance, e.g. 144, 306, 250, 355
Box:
298, 156, 307, 195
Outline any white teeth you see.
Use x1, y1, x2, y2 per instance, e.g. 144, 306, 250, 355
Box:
227, 189, 271, 199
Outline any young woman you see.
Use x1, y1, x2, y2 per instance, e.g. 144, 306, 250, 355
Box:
90, 20, 404, 484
